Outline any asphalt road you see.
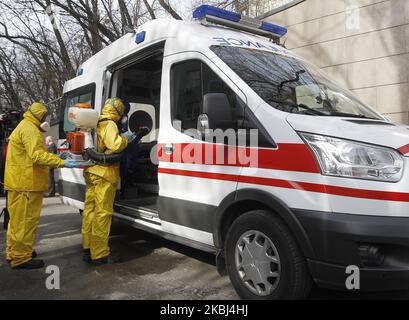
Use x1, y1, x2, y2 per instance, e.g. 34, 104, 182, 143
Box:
0, 197, 408, 300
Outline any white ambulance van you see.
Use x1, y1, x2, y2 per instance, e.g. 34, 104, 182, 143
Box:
58, 5, 409, 299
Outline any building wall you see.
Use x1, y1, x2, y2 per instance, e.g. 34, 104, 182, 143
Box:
265, 0, 409, 124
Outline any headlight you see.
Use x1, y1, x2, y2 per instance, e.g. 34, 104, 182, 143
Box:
300, 133, 404, 182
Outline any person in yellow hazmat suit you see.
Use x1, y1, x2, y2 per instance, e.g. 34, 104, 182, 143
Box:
82, 98, 136, 265
5, 102, 79, 269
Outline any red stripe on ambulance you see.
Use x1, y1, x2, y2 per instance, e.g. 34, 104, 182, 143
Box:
158, 168, 409, 203
158, 143, 320, 174
398, 144, 409, 155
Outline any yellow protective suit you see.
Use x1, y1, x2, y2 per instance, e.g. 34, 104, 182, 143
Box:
82, 98, 128, 260
5, 103, 65, 267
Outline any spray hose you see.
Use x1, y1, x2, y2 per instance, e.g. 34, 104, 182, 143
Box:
84, 127, 149, 164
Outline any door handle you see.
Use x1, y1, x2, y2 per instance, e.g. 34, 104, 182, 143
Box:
162, 144, 174, 155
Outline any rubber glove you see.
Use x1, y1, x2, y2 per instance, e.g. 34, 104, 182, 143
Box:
64, 160, 79, 168
59, 151, 70, 160
121, 131, 137, 144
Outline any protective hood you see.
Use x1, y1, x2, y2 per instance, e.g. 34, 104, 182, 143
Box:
23, 102, 48, 127
100, 98, 125, 123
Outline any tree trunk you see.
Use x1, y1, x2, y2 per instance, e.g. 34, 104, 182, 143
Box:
158, 0, 182, 20
89, 0, 103, 52
43, 0, 76, 78
143, 0, 156, 20
118, 0, 133, 33
0, 53, 22, 109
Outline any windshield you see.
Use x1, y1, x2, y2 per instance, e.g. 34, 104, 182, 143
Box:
211, 46, 383, 120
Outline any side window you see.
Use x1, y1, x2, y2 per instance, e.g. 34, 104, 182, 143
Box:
170, 60, 274, 148
171, 60, 244, 138
59, 84, 95, 139
171, 60, 202, 131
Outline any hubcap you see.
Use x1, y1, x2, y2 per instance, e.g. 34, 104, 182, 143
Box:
235, 230, 281, 296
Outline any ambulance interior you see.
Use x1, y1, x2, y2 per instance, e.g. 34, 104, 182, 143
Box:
113, 52, 163, 212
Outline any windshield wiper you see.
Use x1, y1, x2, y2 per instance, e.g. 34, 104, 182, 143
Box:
297, 103, 329, 116
328, 111, 380, 120
267, 97, 328, 116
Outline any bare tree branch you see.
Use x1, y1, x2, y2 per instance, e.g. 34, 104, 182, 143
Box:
143, 0, 156, 20
158, 0, 182, 20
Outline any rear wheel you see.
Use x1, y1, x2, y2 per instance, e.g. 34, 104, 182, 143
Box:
225, 210, 312, 300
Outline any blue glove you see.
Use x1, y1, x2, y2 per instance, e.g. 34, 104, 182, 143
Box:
64, 160, 79, 168
121, 132, 137, 144
59, 151, 70, 160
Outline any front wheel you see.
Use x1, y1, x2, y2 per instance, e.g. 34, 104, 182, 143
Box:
225, 210, 312, 300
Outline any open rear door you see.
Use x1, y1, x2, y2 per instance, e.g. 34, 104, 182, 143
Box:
58, 83, 96, 210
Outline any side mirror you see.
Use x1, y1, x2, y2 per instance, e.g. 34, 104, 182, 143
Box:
197, 113, 210, 137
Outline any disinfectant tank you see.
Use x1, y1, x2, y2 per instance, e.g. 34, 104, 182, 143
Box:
68, 104, 99, 130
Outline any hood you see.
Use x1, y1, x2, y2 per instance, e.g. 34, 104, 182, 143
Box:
23, 102, 48, 127
286, 114, 409, 156
100, 98, 125, 123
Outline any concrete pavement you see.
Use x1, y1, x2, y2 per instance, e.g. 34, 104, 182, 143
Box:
0, 197, 408, 300
0, 197, 237, 300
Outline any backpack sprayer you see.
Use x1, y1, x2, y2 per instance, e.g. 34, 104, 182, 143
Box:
63, 103, 149, 165
61, 103, 98, 166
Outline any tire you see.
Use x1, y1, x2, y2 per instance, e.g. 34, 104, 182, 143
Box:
225, 210, 312, 300
79, 209, 83, 216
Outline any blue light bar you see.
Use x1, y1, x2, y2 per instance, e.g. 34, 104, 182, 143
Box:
192, 5, 287, 39
193, 5, 241, 22
261, 21, 287, 37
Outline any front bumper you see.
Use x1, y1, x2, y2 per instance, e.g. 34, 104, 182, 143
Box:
307, 260, 409, 291
294, 209, 409, 291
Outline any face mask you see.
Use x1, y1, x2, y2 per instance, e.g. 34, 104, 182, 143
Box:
120, 116, 128, 126
40, 121, 51, 132
118, 116, 128, 133
29, 108, 50, 132
39, 114, 51, 132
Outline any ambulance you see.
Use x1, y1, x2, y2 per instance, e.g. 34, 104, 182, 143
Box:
58, 5, 409, 299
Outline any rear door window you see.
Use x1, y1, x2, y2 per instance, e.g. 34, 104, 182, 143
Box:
59, 84, 95, 138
